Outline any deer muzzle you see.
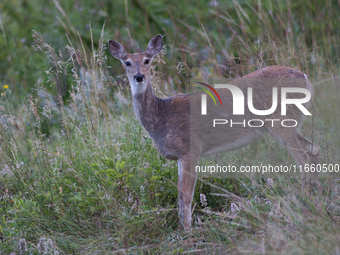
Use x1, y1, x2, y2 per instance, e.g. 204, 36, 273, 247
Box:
134, 73, 145, 83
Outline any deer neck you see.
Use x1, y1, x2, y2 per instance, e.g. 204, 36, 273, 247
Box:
132, 81, 161, 134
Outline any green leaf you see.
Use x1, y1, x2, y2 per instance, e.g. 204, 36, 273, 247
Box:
115, 161, 120, 171
64, 179, 73, 185
150, 176, 161, 181
106, 169, 117, 174
90, 163, 100, 170
119, 161, 126, 169
87, 189, 95, 196
103, 157, 114, 167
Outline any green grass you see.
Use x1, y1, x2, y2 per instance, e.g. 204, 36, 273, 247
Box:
1, 0, 340, 254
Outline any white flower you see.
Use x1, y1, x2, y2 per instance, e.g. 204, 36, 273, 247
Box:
267, 178, 274, 187
230, 203, 240, 214
18, 238, 27, 253
200, 193, 207, 207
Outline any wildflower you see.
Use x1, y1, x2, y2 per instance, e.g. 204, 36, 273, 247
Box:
1, 93, 4, 96
128, 193, 133, 203
3, 85, 8, 89
200, 193, 207, 207
38, 237, 47, 253
230, 203, 240, 214
38, 237, 58, 254
18, 238, 28, 253
267, 178, 274, 187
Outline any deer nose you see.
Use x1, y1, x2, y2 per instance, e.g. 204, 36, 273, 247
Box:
134, 73, 145, 83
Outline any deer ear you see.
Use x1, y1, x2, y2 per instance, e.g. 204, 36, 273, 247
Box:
108, 40, 127, 60
146, 34, 163, 58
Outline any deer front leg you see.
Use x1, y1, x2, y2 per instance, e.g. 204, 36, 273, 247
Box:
178, 157, 198, 230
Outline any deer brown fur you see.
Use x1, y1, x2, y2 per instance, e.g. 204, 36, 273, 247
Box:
108, 35, 320, 230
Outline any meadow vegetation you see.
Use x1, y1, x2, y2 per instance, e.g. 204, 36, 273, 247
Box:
0, 0, 340, 253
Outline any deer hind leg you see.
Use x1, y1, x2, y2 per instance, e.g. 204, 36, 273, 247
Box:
177, 156, 198, 231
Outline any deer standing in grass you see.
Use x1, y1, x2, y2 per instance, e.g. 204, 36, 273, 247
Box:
108, 35, 320, 230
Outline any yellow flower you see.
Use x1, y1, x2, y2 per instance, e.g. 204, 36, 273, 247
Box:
3, 85, 8, 89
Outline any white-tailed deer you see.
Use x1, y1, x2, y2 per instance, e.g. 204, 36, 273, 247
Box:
108, 35, 320, 230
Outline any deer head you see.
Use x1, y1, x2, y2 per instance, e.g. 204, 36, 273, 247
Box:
108, 34, 163, 95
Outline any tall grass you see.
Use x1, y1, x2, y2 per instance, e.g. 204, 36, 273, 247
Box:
0, 0, 340, 254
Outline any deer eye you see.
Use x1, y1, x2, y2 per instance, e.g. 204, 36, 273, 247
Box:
144, 59, 149, 64
125, 62, 131, 67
